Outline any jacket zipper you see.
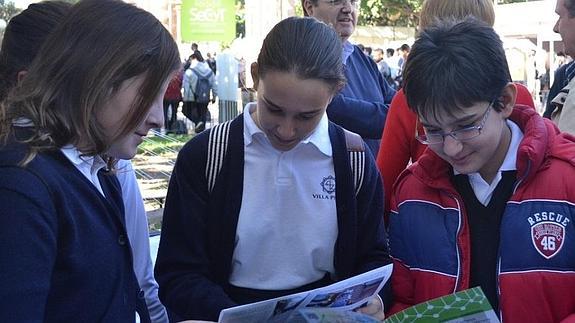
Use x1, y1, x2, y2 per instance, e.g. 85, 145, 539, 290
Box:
496, 160, 530, 320
448, 193, 464, 292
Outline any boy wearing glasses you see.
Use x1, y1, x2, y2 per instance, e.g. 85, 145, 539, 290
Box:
302, 0, 395, 156
388, 18, 575, 322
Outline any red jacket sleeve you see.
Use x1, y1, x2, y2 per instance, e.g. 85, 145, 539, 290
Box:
377, 90, 425, 221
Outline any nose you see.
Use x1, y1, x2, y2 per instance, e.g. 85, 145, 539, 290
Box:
341, 0, 352, 12
145, 99, 164, 130
442, 135, 463, 157
276, 118, 296, 140
554, 19, 560, 34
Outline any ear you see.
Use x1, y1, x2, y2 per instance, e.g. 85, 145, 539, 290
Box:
250, 62, 260, 89
303, 0, 315, 17
499, 82, 517, 118
17, 70, 28, 84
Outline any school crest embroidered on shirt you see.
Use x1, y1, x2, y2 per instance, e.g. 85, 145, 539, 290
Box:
321, 175, 336, 194
531, 221, 565, 259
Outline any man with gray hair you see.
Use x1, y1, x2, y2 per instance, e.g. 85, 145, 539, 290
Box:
302, 0, 395, 155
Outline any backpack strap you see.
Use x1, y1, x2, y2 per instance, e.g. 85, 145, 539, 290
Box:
343, 128, 365, 196
206, 121, 232, 193
206, 122, 365, 196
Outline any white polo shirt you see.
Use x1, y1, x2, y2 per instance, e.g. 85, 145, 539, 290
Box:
229, 103, 338, 290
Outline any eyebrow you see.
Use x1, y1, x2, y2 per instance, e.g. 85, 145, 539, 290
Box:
262, 95, 324, 115
262, 95, 283, 110
420, 113, 479, 128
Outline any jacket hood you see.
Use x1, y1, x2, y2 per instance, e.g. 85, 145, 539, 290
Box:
191, 62, 213, 77
403, 104, 575, 189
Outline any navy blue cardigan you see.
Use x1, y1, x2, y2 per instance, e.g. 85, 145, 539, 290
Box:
155, 114, 390, 321
0, 140, 140, 322
327, 45, 396, 156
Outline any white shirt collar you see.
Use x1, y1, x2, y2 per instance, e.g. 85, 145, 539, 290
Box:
342, 41, 354, 65
455, 120, 523, 206
60, 145, 107, 177
499, 119, 522, 171
243, 102, 332, 157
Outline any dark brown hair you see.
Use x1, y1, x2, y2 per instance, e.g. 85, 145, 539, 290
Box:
0, 0, 181, 164
0, 1, 72, 102
257, 16, 345, 92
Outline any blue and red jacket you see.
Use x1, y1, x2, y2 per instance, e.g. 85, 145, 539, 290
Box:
388, 105, 575, 322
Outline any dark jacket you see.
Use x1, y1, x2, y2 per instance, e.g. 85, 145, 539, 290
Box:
544, 61, 575, 119
327, 45, 396, 156
0, 140, 140, 322
155, 114, 390, 321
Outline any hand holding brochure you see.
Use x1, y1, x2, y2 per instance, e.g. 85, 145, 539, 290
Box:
218, 264, 393, 323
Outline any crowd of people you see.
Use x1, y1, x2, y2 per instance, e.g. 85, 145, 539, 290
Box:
1, 0, 574, 322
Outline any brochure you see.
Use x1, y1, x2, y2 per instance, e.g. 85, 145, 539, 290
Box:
284, 287, 500, 323
384, 287, 500, 323
217, 264, 393, 323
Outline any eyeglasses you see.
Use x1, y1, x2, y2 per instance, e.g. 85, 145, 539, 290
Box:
415, 100, 495, 145
323, 0, 361, 10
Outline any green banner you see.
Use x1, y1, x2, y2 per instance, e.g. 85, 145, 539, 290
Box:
181, 0, 236, 43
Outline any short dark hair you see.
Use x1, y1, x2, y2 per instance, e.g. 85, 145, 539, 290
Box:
191, 50, 204, 62
400, 44, 410, 52
0, 1, 72, 102
403, 17, 511, 122
257, 16, 345, 92
386, 48, 395, 56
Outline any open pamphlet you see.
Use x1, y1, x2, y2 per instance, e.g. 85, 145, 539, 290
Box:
384, 287, 500, 323
291, 287, 499, 323
277, 286, 500, 323
217, 264, 393, 323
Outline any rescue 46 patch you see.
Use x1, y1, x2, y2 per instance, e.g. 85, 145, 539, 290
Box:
528, 212, 570, 259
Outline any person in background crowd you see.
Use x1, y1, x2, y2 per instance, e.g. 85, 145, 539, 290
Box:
163, 69, 183, 134
364, 46, 373, 58
388, 17, 575, 322
543, 60, 575, 118
183, 43, 200, 71
373, 49, 390, 78
155, 16, 390, 322
376, 0, 536, 221
394, 44, 410, 88
385, 47, 400, 87
0, 0, 180, 321
546, 0, 575, 134
182, 50, 217, 133
206, 52, 217, 74
373, 48, 395, 89
302, 0, 395, 156
397, 44, 410, 70
0, 2, 170, 322
182, 53, 196, 125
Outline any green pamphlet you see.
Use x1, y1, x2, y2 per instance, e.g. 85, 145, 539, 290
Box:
385, 287, 500, 323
